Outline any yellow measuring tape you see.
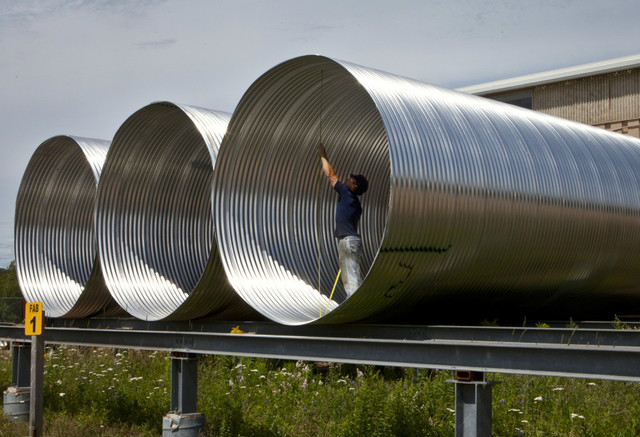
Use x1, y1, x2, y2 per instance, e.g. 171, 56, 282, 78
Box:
324, 268, 341, 316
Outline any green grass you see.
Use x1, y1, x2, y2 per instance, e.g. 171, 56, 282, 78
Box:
2, 347, 640, 436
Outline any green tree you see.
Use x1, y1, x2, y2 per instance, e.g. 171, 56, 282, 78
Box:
0, 261, 23, 323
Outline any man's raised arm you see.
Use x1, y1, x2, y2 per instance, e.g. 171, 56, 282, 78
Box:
318, 143, 339, 187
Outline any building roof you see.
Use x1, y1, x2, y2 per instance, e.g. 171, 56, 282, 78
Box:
457, 54, 640, 96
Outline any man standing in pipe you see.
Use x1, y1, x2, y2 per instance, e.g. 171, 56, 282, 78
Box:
318, 144, 369, 297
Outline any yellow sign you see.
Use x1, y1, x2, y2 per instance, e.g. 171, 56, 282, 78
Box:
25, 302, 43, 336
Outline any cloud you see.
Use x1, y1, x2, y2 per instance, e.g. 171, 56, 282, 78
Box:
136, 38, 177, 49
0, 0, 168, 29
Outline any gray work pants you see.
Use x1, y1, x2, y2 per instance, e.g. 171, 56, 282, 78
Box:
337, 236, 362, 297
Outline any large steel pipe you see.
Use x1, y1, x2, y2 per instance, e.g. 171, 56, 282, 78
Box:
15, 136, 117, 318
214, 55, 640, 325
96, 102, 257, 321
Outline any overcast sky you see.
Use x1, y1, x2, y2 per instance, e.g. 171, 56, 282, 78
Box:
1, 0, 639, 267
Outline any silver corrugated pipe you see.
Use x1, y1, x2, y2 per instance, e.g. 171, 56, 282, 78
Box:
96, 101, 257, 321
214, 55, 640, 325
15, 135, 118, 318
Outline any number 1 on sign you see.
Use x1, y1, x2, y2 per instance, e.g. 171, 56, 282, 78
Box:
25, 302, 43, 336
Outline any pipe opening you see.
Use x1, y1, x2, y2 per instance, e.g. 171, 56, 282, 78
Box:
214, 56, 391, 324
15, 136, 109, 318
97, 102, 248, 321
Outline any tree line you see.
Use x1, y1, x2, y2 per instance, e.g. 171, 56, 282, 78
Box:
0, 261, 23, 323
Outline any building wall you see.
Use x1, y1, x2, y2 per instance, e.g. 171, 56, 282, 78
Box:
532, 68, 640, 138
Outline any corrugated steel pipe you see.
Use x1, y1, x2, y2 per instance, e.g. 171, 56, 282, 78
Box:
214, 54, 640, 325
15, 135, 120, 318
96, 102, 258, 321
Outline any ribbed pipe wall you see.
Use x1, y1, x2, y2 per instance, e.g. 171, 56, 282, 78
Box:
214, 55, 640, 325
96, 102, 257, 321
15, 135, 117, 318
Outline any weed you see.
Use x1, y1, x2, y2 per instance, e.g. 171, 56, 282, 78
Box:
2, 347, 640, 436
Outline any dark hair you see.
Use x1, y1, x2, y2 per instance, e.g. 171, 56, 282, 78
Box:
350, 174, 368, 195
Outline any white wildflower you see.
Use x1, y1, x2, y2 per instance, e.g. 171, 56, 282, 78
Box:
446, 408, 455, 413
521, 420, 529, 424
508, 409, 521, 413
571, 413, 585, 419
55, 380, 62, 385
588, 382, 597, 386
534, 396, 543, 402
552, 387, 564, 391
251, 369, 259, 373
59, 393, 65, 397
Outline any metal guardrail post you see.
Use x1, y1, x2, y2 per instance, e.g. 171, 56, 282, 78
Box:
450, 371, 498, 437
11, 341, 31, 388
163, 352, 204, 437
170, 352, 198, 414
3, 341, 32, 421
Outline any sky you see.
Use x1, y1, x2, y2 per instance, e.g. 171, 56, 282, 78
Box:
1, 0, 639, 267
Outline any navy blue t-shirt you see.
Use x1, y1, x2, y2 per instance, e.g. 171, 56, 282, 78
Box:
333, 181, 362, 238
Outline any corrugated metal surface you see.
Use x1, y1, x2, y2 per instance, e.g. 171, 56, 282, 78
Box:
610, 70, 640, 122
15, 136, 119, 318
534, 69, 640, 125
96, 102, 258, 321
214, 55, 640, 326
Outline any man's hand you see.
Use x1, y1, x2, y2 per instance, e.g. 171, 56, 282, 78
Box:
318, 143, 327, 158
318, 143, 338, 187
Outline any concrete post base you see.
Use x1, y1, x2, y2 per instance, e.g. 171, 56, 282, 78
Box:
3, 387, 30, 422
162, 413, 205, 437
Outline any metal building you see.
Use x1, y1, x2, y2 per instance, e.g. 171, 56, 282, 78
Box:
458, 54, 640, 138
